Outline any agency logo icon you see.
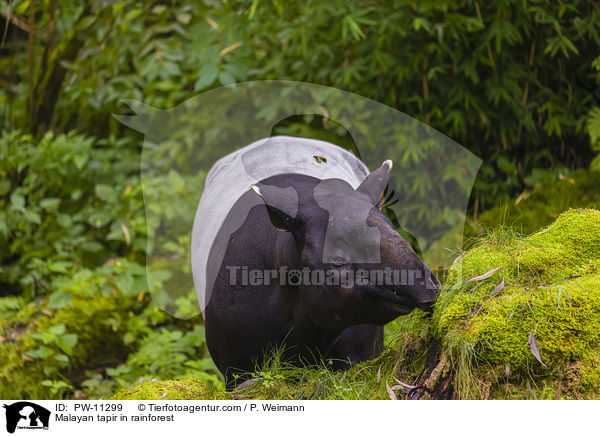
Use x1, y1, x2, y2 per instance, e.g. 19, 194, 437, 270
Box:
2, 402, 50, 434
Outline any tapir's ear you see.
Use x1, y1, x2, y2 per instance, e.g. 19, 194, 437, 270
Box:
252, 183, 299, 232
356, 160, 393, 206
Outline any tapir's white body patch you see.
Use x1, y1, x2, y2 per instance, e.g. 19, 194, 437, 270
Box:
192, 136, 370, 315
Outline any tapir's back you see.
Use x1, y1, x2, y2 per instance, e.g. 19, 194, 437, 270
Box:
191, 136, 370, 316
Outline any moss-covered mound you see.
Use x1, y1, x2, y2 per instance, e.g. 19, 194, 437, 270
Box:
107, 209, 600, 400
108, 379, 230, 400
108, 348, 408, 400
433, 208, 600, 399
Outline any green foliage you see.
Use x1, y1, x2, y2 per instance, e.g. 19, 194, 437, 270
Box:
0, 296, 25, 319
0, 255, 220, 399
0, 131, 145, 294
466, 169, 600, 240
587, 55, 600, 171
102, 325, 222, 393
2, 0, 598, 206
0, 129, 217, 397
27, 323, 78, 361
212, 0, 599, 205
0, 267, 139, 399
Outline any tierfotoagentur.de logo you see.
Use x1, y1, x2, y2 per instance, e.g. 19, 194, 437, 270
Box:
2, 402, 50, 434
226, 266, 441, 289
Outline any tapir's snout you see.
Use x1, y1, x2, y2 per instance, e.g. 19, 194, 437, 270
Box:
373, 213, 442, 313
418, 301, 435, 312
417, 295, 438, 312
415, 265, 441, 312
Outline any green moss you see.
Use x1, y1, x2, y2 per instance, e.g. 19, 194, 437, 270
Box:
436, 209, 600, 399
108, 379, 231, 400
107, 346, 423, 400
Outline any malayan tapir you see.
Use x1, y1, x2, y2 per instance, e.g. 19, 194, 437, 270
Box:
191, 136, 440, 388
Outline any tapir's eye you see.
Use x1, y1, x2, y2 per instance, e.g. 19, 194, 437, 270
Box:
331, 256, 348, 266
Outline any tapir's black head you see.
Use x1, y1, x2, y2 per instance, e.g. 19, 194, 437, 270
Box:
254, 160, 440, 331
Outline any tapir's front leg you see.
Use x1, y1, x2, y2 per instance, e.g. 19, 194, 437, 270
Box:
324, 324, 383, 370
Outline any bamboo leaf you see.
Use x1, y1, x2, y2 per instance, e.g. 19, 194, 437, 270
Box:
235, 377, 262, 390
386, 381, 397, 400
490, 277, 505, 296
528, 328, 548, 368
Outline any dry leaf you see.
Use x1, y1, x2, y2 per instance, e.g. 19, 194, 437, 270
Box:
390, 385, 414, 394
526, 380, 537, 400
393, 377, 417, 390
102, 258, 117, 266
466, 266, 502, 282
206, 17, 218, 29
235, 377, 262, 391
490, 277, 505, 296
558, 174, 575, 184
120, 222, 131, 246
389, 383, 414, 394
376, 364, 382, 384
532, 227, 551, 236
451, 252, 465, 266
386, 382, 397, 400
314, 379, 322, 396
528, 328, 547, 368
219, 41, 243, 57
514, 190, 530, 206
